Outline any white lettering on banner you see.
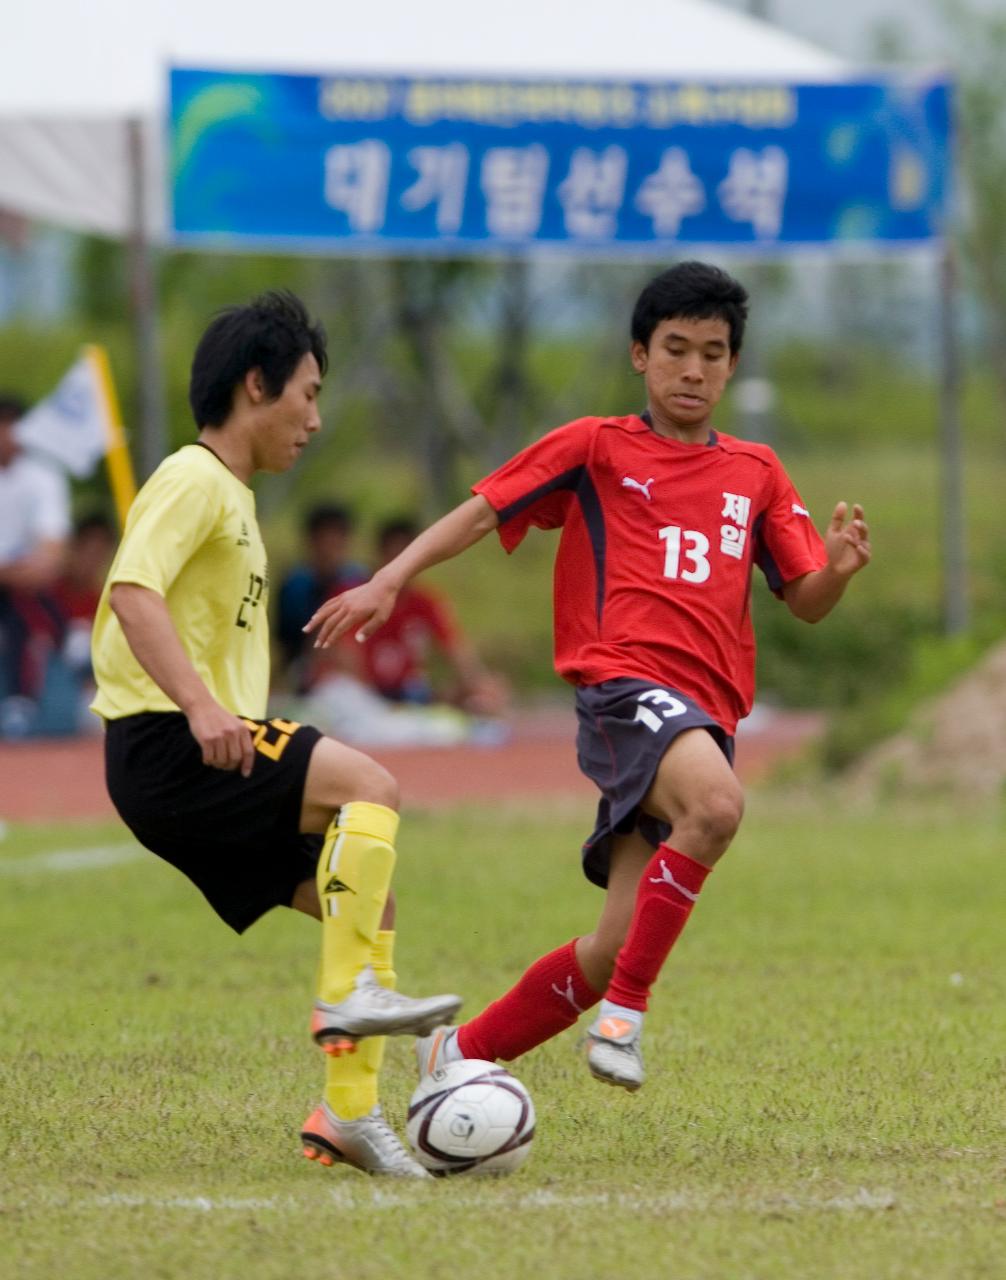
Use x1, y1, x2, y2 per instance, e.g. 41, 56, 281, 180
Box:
635, 148, 706, 236
401, 144, 470, 233
556, 146, 628, 238
324, 141, 391, 232
718, 146, 789, 239
721, 492, 752, 526
481, 145, 549, 237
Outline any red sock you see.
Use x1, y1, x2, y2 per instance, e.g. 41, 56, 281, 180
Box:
606, 844, 711, 1013
457, 939, 601, 1062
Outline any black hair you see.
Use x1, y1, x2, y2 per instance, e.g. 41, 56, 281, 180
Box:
630, 261, 749, 355
305, 502, 354, 537
189, 290, 328, 428
0, 394, 27, 424
377, 516, 419, 550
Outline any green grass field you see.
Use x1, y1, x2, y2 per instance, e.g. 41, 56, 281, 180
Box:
1, 797, 1003, 1280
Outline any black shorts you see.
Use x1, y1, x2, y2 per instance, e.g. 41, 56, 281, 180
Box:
105, 712, 325, 934
575, 678, 734, 889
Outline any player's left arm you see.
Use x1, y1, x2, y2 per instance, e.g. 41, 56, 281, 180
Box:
782, 502, 871, 623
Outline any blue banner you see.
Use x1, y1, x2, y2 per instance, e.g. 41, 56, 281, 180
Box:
170, 69, 952, 253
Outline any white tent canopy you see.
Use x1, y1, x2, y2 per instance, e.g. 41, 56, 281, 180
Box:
0, 0, 844, 238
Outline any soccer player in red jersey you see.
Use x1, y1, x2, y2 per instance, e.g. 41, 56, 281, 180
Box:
306, 262, 871, 1092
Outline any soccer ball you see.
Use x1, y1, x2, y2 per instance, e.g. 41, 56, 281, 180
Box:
406, 1058, 536, 1176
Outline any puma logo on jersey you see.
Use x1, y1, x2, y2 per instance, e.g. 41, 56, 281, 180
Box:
622, 476, 655, 500
791, 503, 809, 517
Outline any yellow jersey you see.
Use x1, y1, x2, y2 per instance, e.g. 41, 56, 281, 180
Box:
91, 443, 270, 720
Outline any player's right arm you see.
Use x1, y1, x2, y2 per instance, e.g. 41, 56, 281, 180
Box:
307, 495, 499, 649
109, 583, 255, 776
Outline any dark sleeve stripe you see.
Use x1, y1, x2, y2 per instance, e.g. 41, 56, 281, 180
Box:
496, 464, 607, 623
752, 512, 785, 593
495, 466, 585, 524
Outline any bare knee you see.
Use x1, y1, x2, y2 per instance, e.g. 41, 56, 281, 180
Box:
349, 759, 400, 810
301, 738, 401, 832
678, 786, 744, 861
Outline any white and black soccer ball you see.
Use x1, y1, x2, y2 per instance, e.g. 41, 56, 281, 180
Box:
406, 1058, 535, 1176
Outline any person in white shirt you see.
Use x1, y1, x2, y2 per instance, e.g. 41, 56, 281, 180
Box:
0, 394, 71, 715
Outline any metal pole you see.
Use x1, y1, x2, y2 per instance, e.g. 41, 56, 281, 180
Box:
126, 117, 167, 478
938, 241, 968, 634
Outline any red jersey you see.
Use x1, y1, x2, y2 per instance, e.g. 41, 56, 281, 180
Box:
473, 414, 826, 733
360, 584, 458, 696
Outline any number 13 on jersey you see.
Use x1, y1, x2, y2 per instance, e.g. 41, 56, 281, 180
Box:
659, 525, 711, 583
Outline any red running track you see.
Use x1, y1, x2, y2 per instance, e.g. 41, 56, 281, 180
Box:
0, 706, 824, 825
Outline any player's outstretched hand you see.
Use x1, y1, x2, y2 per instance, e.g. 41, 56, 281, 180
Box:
187, 700, 256, 777
305, 578, 398, 649
825, 502, 871, 578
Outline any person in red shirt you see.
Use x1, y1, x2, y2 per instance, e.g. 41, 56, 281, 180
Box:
361, 517, 507, 715
306, 261, 871, 1093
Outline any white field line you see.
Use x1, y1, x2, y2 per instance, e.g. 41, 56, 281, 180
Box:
0, 842, 142, 875
83, 1186, 899, 1215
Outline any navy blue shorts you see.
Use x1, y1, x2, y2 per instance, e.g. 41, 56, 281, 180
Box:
575, 678, 734, 889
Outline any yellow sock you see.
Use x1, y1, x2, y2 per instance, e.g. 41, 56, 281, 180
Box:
323, 931, 396, 1120
359, 930, 396, 1079
316, 802, 398, 1006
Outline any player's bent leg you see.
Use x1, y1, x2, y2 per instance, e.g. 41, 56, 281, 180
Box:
423, 937, 602, 1073
587, 730, 743, 1091
320, 928, 398, 1115
417, 832, 654, 1076
302, 736, 461, 1050
302, 928, 431, 1178
580, 832, 656, 1092
575, 831, 656, 992
643, 727, 744, 868
311, 801, 461, 1048
299, 735, 400, 834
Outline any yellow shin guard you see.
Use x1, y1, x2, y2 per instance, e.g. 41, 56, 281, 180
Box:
316, 803, 399, 1007
323, 931, 396, 1120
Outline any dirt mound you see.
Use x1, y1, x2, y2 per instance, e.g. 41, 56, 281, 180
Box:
847, 639, 1006, 800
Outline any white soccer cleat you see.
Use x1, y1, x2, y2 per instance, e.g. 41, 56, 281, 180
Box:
301, 1101, 431, 1178
585, 1012, 645, 1092
414, 1024, 464, 1078
311, 966, 462, 1053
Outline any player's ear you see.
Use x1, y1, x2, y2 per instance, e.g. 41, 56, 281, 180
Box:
244, 367, 267, 404
726, 351, 740, 378
629, 340, 648, 374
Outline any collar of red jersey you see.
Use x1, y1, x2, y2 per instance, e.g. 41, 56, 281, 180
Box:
636, 411, 718, 446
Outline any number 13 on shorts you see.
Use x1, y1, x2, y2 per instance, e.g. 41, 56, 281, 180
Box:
634, 689, 687, 733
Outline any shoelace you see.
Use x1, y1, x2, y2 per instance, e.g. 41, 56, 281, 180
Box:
359, 982, 413, 1007
366, 1111, 423, 1172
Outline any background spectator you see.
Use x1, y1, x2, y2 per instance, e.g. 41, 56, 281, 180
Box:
276, 502, 367, 690
47, 512, 117, 722
359, 517, 509, 716
0, 393, 71, 735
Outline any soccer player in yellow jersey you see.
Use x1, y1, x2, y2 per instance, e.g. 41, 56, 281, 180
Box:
91, 292, 460, 1178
